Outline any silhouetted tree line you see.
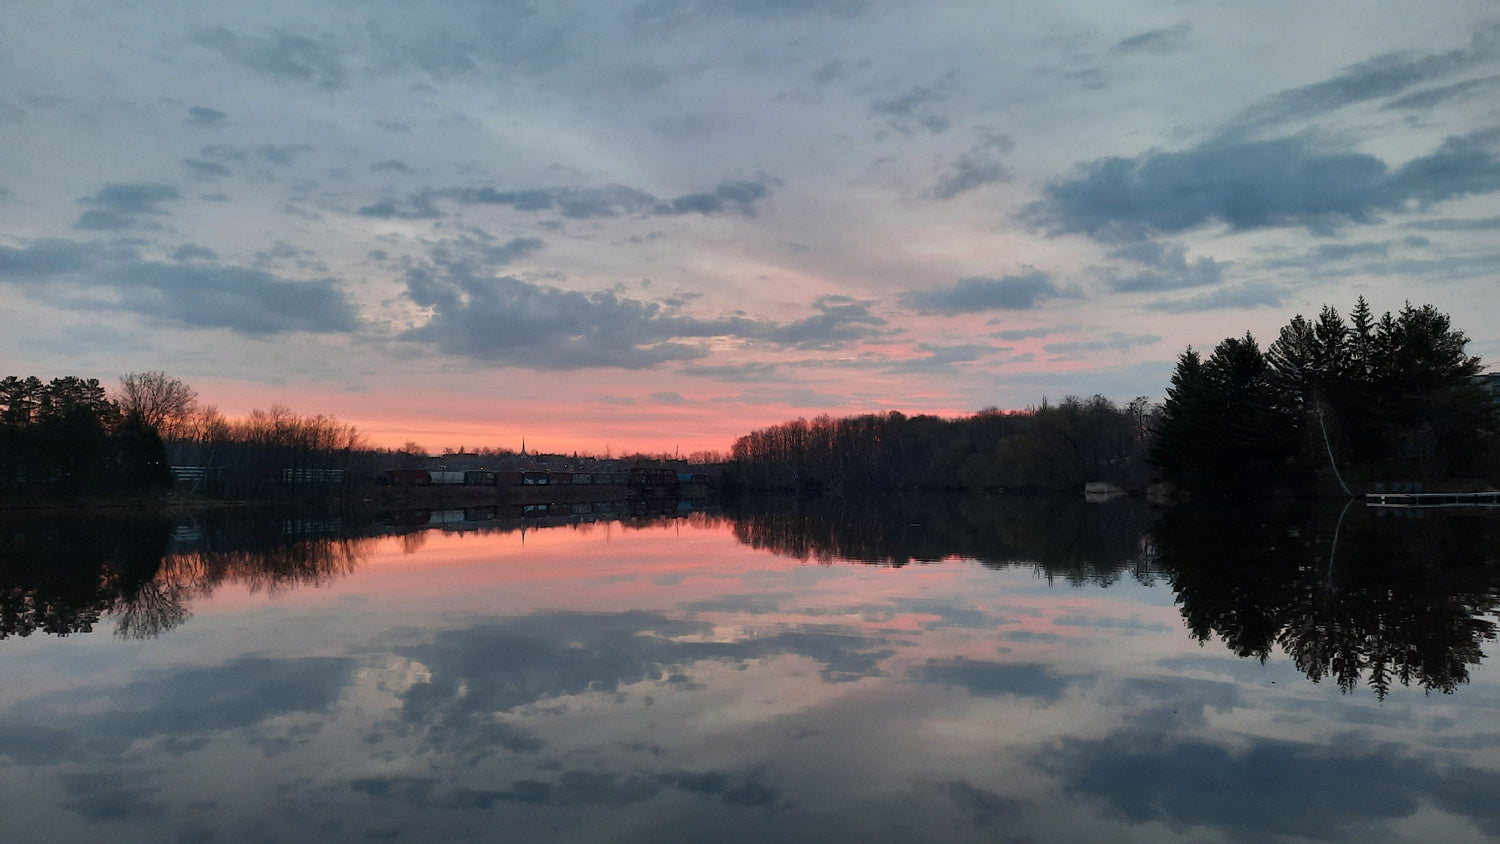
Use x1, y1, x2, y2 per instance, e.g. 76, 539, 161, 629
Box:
1152, 299, 1499, 494
0, 375, 171, 499
1155, 501, 1500, 699
726, 397, 1154, 493
168, 403, 373, 498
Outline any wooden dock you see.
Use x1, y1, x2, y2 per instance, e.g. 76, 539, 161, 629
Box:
1365, 491, 1500, 508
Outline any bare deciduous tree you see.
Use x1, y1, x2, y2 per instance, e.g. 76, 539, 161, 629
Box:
117, 371, 197, 435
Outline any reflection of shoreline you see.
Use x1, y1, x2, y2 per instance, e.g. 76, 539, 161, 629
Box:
0, 504, 720, 641
1156, 502, 1500, 699
720, 493, 1158, 583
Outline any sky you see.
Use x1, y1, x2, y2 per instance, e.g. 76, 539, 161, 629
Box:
2, 1, 1498, 455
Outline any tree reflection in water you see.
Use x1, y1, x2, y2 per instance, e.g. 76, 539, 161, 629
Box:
722, 493, 1500, 698
0, 510, 379, 640
1153, 501, 1500, 699
719, 493, 1157, 584
4, 497, 1499, 699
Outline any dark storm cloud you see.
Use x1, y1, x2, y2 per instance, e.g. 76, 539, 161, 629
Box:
0, 657, 356, 766
72, 183, 180, 231
1222, 25, 1500, 134
900, 271, 1059, 313
1107, 241, 1226, 291
370, 159, 410, 173
1145, 281, 1285, 313
402, 267, 883, 368
194, 27, 349, 89
1037, 729, 1500, 839
1112, 24, 1191, 55
1028, 130, 1500, 241
910, 659, 1081, 702
186, 106, 227, 127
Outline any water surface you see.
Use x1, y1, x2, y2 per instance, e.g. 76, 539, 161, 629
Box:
2, 500, 1498, 843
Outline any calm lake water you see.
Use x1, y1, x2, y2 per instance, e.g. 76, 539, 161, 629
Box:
2, 497, 1499, 843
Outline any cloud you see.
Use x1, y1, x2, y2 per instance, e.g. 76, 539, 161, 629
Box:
990, 326, 1057, 341
680, 361, 780, 381
186, 106, 227, 127
1221, 25, 1500, 134
884, 342, 998, 373
911, 659, 1080, 702
1145, 281, 1284, 313
940, 781, 1024, 831
172, 243, 218, 261
72, 183, 180, 231
1107, 242, 1227, 291
194, 27, 348, 89
182, 159, 231, 179
0, 238, 358, 335
1043, 333, 1160, 356
632, 0, 870, 25
871, 85, 949, 134
393, 611, 893, 744
435, 177, 777, 219
371, 159, 410, 173
428, 234, 547, 268
401, 269, 884, 369
755, 295, 887, 350
929, 129, 1014, 199
259, 144, 313, 166
1028, 131, 1500, 241
1112, 24, 1191, 55
1401, 215, 1500, 231
1383, 75, 1500, 111
0, 238, 108, 276
0, 657, 356, 766
901, 271, 1059, 313
97, 262, 360, 334
1038, 729, 1500, 839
